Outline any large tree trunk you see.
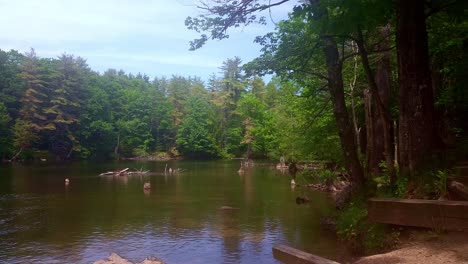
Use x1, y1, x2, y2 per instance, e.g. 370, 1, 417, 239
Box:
322, 35, 364, 186
358, 26, 394, 180
396, 0, 439, 178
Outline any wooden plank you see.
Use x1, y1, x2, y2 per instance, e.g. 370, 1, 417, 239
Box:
368, 198, 468, 230
456, 166, 468, 176
273, 245, 340, 264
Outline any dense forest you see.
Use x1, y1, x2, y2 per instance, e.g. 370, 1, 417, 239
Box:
0, 50, 340, 162
1, 0, 467, 190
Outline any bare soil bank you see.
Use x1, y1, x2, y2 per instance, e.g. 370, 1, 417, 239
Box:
355, 230, 468, 264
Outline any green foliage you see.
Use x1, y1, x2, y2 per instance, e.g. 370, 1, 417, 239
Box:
336, 201, 368, 241
0, 102, 12, 157
418, 169, 451, 198
433, 170, 449, 197
318, 169, 337, 183
336, 200, 392, 254
373, 161, 407, 198
1, 0, 466, 167
12, 119, 37, 150
394, 176, 409, 198
176, 95, 219, 158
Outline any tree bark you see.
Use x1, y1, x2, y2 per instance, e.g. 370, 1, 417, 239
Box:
396, 0, 439, 178
114, 133, 120, 160
356, 26, 394, 181
322, 35, 364, 186
349, 42, 361, 156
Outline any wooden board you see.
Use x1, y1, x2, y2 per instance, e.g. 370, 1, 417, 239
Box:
368, 198, 468, 230
273, 245, 340, 264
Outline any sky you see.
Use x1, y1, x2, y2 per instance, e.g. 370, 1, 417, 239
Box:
0, 0, 294, 81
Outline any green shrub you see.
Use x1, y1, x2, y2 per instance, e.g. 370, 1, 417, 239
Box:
336, 200, 396, 254
433, 170, 449, 197
318, 169, 337, 183
336, 201, 368, 241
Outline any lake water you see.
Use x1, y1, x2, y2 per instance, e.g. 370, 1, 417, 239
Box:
0, 160, 347, 263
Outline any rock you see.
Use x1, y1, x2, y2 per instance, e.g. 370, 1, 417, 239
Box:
320, 217, 336, 232
296, 196, 310, 204
143, 182, 151, 189
94, 253, 164, 264
448, 180, 468, 200
94, 253, 133, 264
140, 257, 164, 264
334, 183, 355, 209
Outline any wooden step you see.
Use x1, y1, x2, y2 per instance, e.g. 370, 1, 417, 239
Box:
455, 166, 468, 177
368, 198, 468, 230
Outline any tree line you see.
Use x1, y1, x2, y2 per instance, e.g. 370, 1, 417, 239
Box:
0, 50, 342, 162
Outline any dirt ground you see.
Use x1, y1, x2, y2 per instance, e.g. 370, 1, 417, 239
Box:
355, 230, 468, 264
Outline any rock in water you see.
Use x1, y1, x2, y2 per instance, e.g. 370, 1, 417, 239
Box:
296, 196, 310, 204
94, 253, 133, 264
143, 182, 151, 189
94, 253, 164, 264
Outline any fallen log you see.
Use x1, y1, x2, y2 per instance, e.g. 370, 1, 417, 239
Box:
99, 171, 117, 176
448, 180, 468, 201
127, 170, 150, 175
273, 245, 340, 264
116, 168, 129, 175
99, 168, 150, 176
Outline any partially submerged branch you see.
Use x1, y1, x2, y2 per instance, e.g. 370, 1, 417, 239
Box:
99, 168, 150, 176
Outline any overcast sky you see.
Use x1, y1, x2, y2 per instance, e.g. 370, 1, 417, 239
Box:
0, 0, 294, 81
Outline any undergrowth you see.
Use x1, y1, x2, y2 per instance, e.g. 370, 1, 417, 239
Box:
336, 199, 400, 255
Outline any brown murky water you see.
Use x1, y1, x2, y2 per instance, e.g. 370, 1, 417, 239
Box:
0, 160, 345, 263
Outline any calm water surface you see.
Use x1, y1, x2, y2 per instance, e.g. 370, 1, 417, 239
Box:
0, 160, 346, 263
